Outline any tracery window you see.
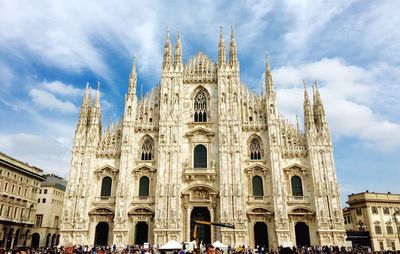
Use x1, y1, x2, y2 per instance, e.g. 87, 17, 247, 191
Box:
194, 145, 207, 168
249, 138, 262, 160
194, 90, 207, 122
252, 176, 264, 197
138, 176, 150, 197
141, 138, 154, 160
291, 176, 303, 196
100, 176, 112, 197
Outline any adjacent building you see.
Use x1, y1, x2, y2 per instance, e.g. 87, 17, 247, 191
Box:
60, 28, 346, 249
0, 152, 45, 249
31, 174, 67, 248
343, 191, 400, 250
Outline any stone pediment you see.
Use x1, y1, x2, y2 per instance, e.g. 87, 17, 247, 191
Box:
94, 165, 119, 179
185, 127, 215, 137
132, 164, 156, 173
244, 163, 269, 177
283, 163, 307, 176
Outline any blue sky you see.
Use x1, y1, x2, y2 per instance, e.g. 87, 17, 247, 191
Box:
0, 0, 399, 204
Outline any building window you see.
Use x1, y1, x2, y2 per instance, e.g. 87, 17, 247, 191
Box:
138, 176, 150, 197
387, 225, 393, 234
18, 187, 21, 195
356, 207, 362, 216
291, 176, 303, 196
4, 182, 7, 192
379, 241, 384, 250
383, 207, 390, 215
54, 216, 59, 228
38, 199, 40, 203
249, 137, 262, 160
194, 90, 207, 122
42, 198, 46, 203
371, 206, 378, 214
35, 215, 43, 227
39, 189, 42, 194
391, 242, 395, 251
193, 145, 207, 168
375, 225, 382, 234
44, 189, 48, 194
252, 176, 264, 197
141, 138, 154, 160
100, 177, 112, 197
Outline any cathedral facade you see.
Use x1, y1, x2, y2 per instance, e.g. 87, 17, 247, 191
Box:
59, 28, 346, 249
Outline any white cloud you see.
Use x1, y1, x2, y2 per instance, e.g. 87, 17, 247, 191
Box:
29, 88, 78, 113
0, 133, 70, 177
41, 81, 82, 97
273, 58, 400, 151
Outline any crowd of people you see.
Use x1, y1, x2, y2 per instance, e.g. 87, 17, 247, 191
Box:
1, 244, 400, 254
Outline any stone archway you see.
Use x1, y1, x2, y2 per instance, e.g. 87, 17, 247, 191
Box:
190, 207, 211, 244
94, 222, 109, 246
134, 222, 148, 245
295, 222, 310, 247
31, 233, 40, 248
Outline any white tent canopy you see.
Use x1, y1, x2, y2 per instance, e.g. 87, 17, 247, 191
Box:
212, 241, 227, 249
159, 240, 182, 250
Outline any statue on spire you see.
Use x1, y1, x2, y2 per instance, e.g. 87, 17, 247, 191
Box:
229, 25, 238, 68
218, 26, 226, 66
128, 56, 137, 95
162, 28, 172, 70
174, 29, 182, 67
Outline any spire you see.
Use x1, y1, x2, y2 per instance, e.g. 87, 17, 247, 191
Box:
313, 81, 327, 131
218, 26, 226, 66
128, 56, 137, 95
229, 25, 238, 67
265, 50, 274, 95
162, 28, 172, 69
174, 29, 182, 67
93, 81, 101, 107
303, 80, 314, 130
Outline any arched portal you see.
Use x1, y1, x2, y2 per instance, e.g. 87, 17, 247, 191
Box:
295, 222, 310, 247
6, 229, 14, 249
134, 222, 148, 245
94, 222, 109, 246
190, 207, 211, 244
31, 233, 40, 248
254, 222, 269, 249
51, 234, 56, 247
13, 229, 20, 248
45, 233, 51, 247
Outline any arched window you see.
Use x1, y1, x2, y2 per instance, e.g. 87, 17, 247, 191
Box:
139, 176, 150, 197
291, 176, 303, 196
252, 176, 264, 197
141, 138, 154, 160
100, 177, 112, 197
249, 138, 262, 160
194, 145, 207, 168
194, 90, 207, 122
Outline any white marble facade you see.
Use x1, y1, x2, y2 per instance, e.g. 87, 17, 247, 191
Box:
59, 28, 346, 250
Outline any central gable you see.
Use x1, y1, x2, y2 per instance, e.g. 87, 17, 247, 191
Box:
184, 52, 217, 83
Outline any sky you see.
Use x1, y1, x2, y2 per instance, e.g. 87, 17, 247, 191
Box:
0, 0, 399, 205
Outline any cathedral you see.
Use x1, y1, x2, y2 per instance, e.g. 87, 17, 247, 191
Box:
59, 28, 346, 249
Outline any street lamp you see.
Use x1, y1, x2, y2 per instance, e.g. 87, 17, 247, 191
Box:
393, 212, 400, 250
357, 220, 366, 232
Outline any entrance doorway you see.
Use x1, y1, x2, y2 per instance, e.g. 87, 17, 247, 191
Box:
190, 207, 211, 244
254, 222, 269, 249
134, 222, 148, 245
31, 233, 40, 248
94, 222, 109, 246
295, 222, 310, 247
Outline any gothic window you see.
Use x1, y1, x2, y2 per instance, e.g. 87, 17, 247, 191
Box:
291, 176, 303, 196
252, 176, 264, 197
249, 138, 262, 160
138, 176, 150, 197
141, 138, 154, 160
194, 90, 207, 122
100, 176, 112, 197
194, 145, 207, 168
